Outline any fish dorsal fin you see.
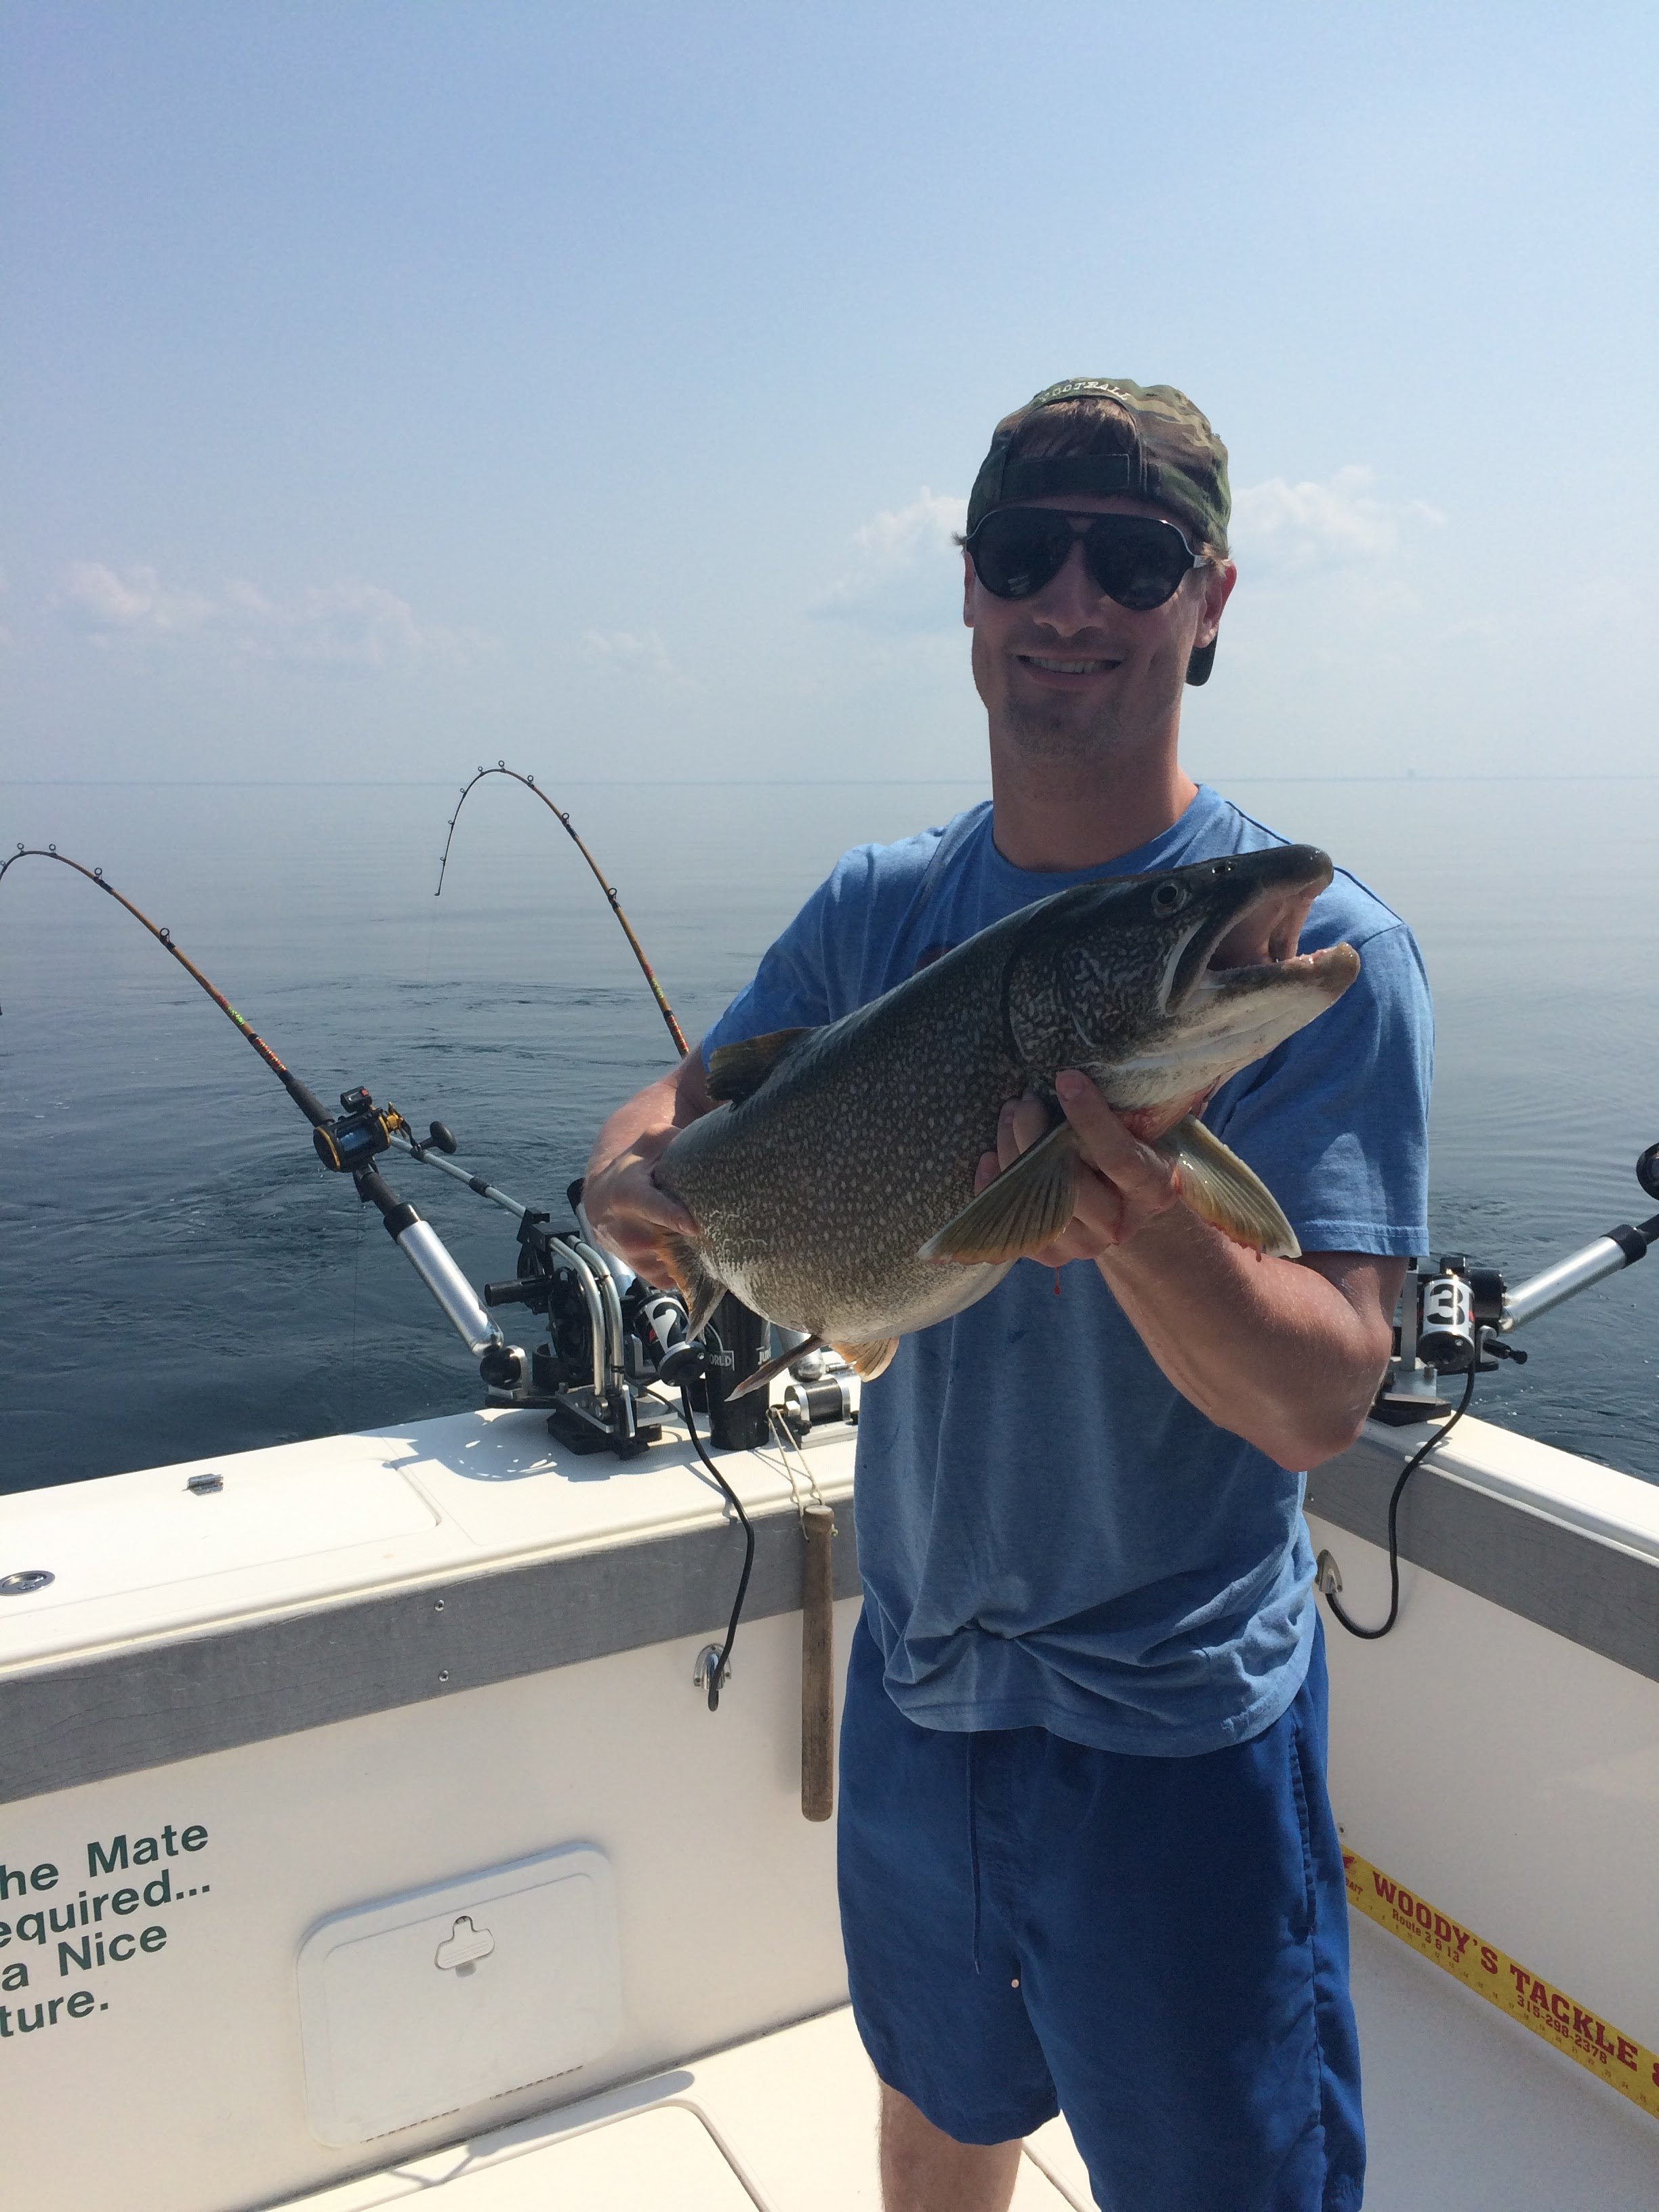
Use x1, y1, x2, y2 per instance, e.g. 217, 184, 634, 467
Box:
1154, 1115, 1300, 1259
705, 1027, 815, 1104
918, 1121, 1082, 1265
651, 1231, 729, 1338
830, 1336, 901, 1382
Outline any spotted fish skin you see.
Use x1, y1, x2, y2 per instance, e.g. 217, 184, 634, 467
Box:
653, 842, 1357, 1353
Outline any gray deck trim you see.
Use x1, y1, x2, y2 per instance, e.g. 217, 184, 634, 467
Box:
0, 1505, 863, 1809
1305, 1430, 1659, 1683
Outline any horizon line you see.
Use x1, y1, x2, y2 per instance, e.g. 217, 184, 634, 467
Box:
4, 773, 1658, 790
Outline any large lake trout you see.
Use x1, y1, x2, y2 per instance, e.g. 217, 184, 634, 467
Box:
653, 843, 1359, 1391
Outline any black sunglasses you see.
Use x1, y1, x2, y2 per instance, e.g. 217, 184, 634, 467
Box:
964, 507, 1206, 611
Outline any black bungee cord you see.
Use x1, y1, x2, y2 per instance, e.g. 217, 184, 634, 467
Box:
1322, 1364, 1478, 1640
680, 1376, 756, 1713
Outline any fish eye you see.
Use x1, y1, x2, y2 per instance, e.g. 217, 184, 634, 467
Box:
1212, 860, 1233, 876
1151, 880, 1188, 915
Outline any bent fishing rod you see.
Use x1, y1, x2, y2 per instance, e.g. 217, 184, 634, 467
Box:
0, 842, 511, 1372
437, 762, 689, 1057
1, 832, 758, 1704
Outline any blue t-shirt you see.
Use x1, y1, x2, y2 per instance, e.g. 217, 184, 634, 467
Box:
702, 785, 1433, 1757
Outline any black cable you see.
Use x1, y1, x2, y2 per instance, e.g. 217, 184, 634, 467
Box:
680, 1382, 755, 1711
1323, 1363, 1478, 1640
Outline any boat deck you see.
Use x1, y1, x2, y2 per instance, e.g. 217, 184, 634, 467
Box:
284, 1916, 1659, 2211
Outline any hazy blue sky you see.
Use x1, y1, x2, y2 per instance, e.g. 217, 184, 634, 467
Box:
3, 3, 1655, 790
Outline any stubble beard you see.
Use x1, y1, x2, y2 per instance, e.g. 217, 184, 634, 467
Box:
996, 689, 1129, 768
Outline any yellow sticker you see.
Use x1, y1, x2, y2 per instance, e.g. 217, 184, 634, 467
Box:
1344, 1847, 1659, 2122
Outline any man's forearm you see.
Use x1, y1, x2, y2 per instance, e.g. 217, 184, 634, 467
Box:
1097, 1212, 1396, 1469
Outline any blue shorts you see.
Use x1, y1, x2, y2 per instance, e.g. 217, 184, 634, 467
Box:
838, 1611, 1364, 2212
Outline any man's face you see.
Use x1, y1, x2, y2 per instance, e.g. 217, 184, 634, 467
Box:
963, 492, 1236, 765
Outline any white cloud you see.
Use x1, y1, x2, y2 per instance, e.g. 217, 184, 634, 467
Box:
581, 627, 688, 687
56, 562, 488, 669
812, 487, 968, 631
1230, 466, 1445, 575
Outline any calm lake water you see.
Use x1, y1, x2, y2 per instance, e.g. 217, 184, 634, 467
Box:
2, 775, 1656, 1492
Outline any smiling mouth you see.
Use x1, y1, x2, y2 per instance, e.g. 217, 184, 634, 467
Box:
1017, 653, 1124, 678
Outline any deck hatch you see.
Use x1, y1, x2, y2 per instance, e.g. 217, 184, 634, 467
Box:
295, 1843, 623, 2146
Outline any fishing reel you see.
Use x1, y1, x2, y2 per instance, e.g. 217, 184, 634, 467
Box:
310, 1087, 411, 1173
1374, 1141, 1659, 1422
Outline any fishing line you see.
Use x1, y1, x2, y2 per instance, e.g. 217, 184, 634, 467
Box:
435, 763, 690, 1057
1322, 1364, 1478, 1641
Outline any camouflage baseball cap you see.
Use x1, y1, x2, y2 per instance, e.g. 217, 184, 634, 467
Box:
967, 378, 1231, 684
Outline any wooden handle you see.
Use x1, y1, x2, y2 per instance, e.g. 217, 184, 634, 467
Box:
801, 1504, 836, 1822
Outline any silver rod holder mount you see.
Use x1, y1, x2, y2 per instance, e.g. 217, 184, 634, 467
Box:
391, 1216, 502, 1356
1502, 1224, 1652, 1332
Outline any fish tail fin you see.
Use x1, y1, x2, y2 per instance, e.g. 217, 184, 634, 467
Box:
1156, 1115, 1300, 1258
918, 1122, 1082, 1265
653, 1231, 729, 1338
726, 1336, 823, 1401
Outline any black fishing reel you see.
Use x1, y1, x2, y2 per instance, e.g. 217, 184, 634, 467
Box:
312, 1086, 407, 1174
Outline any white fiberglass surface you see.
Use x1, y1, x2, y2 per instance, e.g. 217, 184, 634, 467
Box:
278, 1956, 1659, 2211
1349, 1917, 1659, 2211
0, 1452, 436, 1607
403, 2106, 757, 2209
277, 2007, 1082, 2210
0, 1408, 855, 1666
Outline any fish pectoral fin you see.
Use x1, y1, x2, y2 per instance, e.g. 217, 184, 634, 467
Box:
830, 1336, 901, 1382
653, 1231, 729, 1338
705, 1027, 816, 1105
1155, 1115, 1301, 1259
726, 1336, 823, 1401
918, 1122, 1082, 1265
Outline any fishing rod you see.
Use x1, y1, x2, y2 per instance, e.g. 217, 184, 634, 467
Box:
1, 838, 783, 1704
436, 762, 689, 1057
0, 845, 335, 1133
0, 844, 514, 1376
2, 830, 788, 1722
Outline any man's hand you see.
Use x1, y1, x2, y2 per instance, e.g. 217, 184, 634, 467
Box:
582, 1048, 716, 1285
971, 1069, 1183, 1263
582, 1134, 696, 1285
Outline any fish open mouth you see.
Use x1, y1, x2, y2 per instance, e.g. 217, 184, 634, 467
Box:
1163, 848, 1354, 1013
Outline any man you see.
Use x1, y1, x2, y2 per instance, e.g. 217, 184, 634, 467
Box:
585, 379, 1432, 2212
